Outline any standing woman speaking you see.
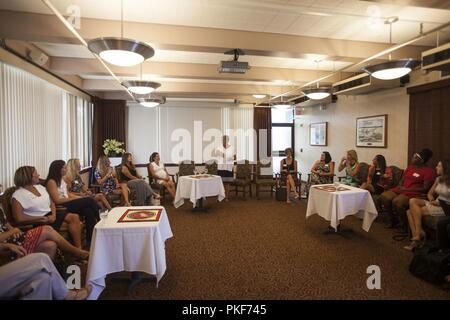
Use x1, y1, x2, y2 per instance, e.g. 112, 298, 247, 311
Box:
46, 160, 100, 244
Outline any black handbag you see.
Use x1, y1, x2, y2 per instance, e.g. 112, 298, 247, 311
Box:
409, 244, 450, 285
276, 187, 287, 201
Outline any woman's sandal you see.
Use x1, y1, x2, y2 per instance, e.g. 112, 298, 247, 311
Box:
403, 240, 420, 251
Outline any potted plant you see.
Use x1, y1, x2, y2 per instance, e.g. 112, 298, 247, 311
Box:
103, 139, 125, 158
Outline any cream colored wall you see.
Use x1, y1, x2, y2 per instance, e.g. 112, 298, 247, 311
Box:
294, 87, 410, 179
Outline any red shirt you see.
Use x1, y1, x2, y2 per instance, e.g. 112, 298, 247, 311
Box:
392, 165, 436, 198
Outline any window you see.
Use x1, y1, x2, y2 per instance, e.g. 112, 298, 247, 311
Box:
0, 61, 93, 187
271, 108, 294, 173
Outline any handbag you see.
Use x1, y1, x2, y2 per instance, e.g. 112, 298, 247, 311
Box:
276, 187, 287, 201
409, 244, 450, 285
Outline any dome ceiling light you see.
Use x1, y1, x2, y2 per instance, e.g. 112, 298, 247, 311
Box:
302, 87, 331, 100
88, 0, 154, 67
272, 96, 292, 109
122, 64, 161, 95
362, 17, 419, 80
138, 96, 166, 108
303, 60, 331, 100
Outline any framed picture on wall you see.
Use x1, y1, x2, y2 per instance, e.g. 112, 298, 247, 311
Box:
310, 122, 327, 146
356, 114, 387, 148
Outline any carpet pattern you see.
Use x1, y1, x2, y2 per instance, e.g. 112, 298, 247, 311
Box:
98, 197, 450, 300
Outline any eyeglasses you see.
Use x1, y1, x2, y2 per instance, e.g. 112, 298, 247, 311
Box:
414, 153, 423, 160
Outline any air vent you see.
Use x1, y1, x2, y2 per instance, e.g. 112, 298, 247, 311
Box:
332, 73, 403, 95
421, 42, 450, 72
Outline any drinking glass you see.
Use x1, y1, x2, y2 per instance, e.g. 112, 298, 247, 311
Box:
99, 209, 108, 221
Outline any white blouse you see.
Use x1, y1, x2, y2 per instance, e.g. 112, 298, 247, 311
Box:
214, 145, 235, 172
435, 179, 450, 203
151, 161, 168, 180
57, 179, 69, 199
12, 185, 51, 217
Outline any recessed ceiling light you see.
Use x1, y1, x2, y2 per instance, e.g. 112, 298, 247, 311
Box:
253, 94, 266, 99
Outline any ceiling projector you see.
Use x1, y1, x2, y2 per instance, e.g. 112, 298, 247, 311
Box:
218, 49, 250, 74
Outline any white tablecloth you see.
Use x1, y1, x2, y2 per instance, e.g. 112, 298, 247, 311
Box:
174, 175, 225, 208
306, 184, 378, 232
86, 206, 173, 300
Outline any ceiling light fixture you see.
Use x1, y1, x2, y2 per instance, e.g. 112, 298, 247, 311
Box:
122, 64, 161, 94
272, 96, 292, 109
303, 86, 331, 100
303, 60, 331, 100
362, 17, 419, 80
88, 0, 154, 67
253, 94, 266, 99
138, 96, 166, 108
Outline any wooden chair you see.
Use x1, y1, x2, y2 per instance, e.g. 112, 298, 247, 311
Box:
231, 160, 252, 199
177, 160, 195, 180
255, 161, 276, 199
205, 160, 218, 175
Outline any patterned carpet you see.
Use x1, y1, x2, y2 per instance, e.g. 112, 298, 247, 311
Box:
98, 196, 450, 300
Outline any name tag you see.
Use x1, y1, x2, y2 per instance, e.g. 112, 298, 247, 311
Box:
412, 173, 420, 178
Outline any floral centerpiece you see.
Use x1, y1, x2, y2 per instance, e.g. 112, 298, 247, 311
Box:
103, 139, 125, 157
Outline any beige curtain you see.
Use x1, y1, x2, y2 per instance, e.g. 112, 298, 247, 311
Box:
0, 61, 92, 188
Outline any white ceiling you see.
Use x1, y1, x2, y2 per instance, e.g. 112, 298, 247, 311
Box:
33, 42, 352, 71
1, 0, 449, 45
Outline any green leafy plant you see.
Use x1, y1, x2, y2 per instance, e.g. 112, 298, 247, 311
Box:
103, 139, 125, 157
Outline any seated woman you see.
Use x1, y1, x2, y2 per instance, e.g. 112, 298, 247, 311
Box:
361, 154, 393, 195
66, 158, 111, 210
149, 152, 176, 199
381, 148, 436, 229
119, 153, 160, 206
0, 252, 91, 300
338, 150, 361, 186
404, 159, 450, 250
94, 155, 130, 206
280, 148, 299, 203
310, 151, 335, 185
46, 160, 100, 244
11, 166, 83, 249
1, 219, 89, 262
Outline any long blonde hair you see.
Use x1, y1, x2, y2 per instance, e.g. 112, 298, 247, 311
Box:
66, 158, 80, 182
96, 155, 110, 177
347, 150, 358, 163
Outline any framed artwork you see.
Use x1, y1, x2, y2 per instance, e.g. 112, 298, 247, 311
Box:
310, 122, 327, 146
356, 114, 387, 148
117, 208, 162, 223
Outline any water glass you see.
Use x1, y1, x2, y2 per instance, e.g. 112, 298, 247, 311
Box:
99, 209, 108, 221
